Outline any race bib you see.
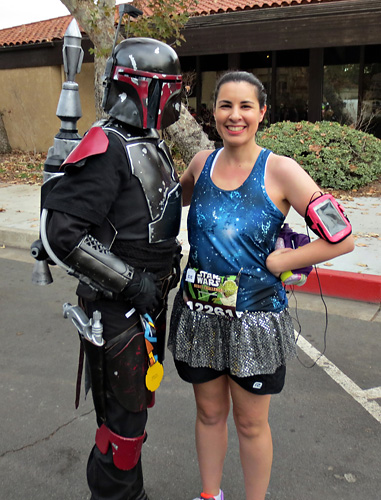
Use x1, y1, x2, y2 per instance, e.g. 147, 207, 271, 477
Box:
184, 268, 242, 318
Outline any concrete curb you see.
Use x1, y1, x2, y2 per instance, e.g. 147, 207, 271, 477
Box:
288, 268, 381, 304
0, 227, 38, 251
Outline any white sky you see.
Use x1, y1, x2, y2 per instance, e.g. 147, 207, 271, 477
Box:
0, 0, 131, 30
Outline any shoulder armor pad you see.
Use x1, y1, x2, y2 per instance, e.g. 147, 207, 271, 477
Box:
102, 124, 160, 145
62, 127, 109, 168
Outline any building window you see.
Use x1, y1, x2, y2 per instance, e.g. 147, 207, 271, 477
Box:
323, 64, 360, 126
361, 63, 381, 138
275, 67, 309, 123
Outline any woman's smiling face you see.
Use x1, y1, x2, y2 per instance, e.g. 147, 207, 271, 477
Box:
213, 80, 267, 146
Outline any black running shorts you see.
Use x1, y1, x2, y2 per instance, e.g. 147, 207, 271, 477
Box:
174, 360, 286, 395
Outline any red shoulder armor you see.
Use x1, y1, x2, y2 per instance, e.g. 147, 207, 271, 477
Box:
61, 127, 109, 167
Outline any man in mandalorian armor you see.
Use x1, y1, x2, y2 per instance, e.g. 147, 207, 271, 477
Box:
42, 36, 183, 500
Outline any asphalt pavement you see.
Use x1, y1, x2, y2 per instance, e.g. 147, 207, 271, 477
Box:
0, 182, 380, 499
0, 249, 380, 500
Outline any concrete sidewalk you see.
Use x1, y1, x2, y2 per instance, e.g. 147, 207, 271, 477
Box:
0, 182, 380, 302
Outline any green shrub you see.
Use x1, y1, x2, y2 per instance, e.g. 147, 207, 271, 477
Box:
257, 121, 381, 190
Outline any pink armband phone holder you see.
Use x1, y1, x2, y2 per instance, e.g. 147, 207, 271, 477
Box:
305, 193, 352, 243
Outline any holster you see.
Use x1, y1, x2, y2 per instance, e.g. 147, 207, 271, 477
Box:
95, 423, 146, 471
81, 337, 107, 423
105, 326, 154, 413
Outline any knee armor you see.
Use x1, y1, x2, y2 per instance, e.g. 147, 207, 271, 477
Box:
96, 423, 146, 471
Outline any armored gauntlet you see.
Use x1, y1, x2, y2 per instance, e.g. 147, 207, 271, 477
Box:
64, 234, 161, 313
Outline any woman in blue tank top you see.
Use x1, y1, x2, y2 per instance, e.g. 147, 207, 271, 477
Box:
168, 71, 354, 500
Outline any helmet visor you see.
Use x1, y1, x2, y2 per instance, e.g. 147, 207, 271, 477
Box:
113, 66, 182, 128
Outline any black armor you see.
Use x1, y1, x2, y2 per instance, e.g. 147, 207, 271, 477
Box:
102, 122, 182, 243
41, 35, 183, 500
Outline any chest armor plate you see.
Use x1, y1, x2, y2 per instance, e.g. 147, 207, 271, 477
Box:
126, 141, 181, 242
106, 125, 181, 243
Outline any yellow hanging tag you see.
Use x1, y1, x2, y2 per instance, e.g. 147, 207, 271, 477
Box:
145, 352, 164, 392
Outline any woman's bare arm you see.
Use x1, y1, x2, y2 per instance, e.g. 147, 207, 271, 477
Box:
265, 154, 355, 275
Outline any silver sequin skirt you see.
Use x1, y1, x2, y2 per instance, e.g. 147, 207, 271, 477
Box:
168, 291, 297, 376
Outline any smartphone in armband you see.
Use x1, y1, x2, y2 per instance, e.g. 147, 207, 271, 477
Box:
305, 193, 352, 243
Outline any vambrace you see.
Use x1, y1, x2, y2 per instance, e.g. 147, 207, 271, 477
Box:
63, 234, 135, 294
95, 423, 146, 471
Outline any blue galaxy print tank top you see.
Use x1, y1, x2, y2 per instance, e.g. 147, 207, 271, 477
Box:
183, 147, 288, 312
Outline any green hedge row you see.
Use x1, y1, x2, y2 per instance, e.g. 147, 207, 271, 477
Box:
257, 121, 381, 190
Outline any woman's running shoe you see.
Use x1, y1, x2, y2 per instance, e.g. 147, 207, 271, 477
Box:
192, 491, 224, 500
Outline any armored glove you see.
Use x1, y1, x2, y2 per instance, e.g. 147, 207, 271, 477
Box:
123, 270, 162, 315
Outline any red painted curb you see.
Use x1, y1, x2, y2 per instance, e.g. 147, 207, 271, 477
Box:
287, 268, 381, 303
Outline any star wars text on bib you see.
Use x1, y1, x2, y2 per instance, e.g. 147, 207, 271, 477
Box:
184, 268, 242, 318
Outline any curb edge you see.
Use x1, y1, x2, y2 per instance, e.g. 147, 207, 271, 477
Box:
289, 268, 381, 304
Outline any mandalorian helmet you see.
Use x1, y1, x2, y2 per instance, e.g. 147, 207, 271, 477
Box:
102, 37, 182, 130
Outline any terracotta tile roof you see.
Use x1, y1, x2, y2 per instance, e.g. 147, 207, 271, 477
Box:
136, 0, 342, 16
0, 16, 75, 47
0, 0, 342, 48
191, 0, 333, 15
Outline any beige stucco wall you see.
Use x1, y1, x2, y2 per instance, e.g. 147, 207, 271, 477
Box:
0, 62, 96, 153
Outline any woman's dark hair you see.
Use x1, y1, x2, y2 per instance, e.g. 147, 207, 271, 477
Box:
213, 71, 267, 109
